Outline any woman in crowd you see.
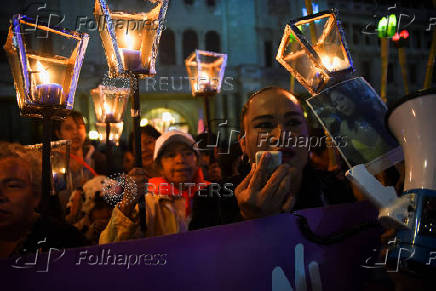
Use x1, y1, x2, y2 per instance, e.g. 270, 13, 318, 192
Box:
100, 130, 210, 243
0, 142, 87, 258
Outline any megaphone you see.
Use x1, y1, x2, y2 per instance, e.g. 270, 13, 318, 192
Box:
385, 88, 436, 273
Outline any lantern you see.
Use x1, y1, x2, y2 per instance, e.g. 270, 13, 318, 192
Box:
276, 9, 353, 95
4, 14, 89, 119
96, 122, 124, 146
25, 140, 72, 215
94, 0, 169, 77
91, 85, 129, 169
185, 49, 228, 96
91, 85, 130, 123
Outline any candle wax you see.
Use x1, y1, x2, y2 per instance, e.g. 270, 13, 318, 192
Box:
120, 48, 141, 71
105, 113, 117, 123
36, 83, 63, 105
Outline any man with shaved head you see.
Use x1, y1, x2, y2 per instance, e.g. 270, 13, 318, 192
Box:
190, 87, 354, 229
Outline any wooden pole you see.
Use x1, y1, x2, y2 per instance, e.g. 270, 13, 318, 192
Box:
398, 47, 409, 94
380, 38, 389, 102
200, 92, 216, 163
304, 0, 317, 45
423, 0, 436, 89
424, 29, 436, 89
131, 74, 146, 233
105, 120, 112, 173
41, 118, 52, 215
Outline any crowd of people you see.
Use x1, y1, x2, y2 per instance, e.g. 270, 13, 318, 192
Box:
1, 87, 406, 280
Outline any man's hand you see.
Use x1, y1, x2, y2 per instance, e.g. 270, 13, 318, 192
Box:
117, 168, 147, 218
235, 152, 300, 220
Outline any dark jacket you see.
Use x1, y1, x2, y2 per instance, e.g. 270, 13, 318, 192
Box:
11, 215, 88, 257
190, 164, 355, 230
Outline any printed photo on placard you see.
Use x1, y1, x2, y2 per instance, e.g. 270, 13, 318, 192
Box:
306, 77, 402, 172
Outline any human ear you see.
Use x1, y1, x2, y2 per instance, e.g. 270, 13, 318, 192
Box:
238, 133, 246, 155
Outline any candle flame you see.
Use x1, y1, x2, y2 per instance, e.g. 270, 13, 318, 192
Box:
36, 61, 50, 83
125, 34, 135, 50
195, 71, 211, 90
320, 55, 348, 71
104, 102, 113, 115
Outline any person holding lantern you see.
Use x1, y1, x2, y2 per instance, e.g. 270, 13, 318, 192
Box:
190, 87, 355, 230
99, 130, 210, 243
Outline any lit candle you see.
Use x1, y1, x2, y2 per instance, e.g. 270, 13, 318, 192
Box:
104, 102, 117, 123
53, 167, 67, 192
196, 70, 216, 94
35, 61, 63, 105
319, 55, 349, 71
120, 34, 141, 71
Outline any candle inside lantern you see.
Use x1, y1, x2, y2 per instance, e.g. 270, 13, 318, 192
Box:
195, 70, 216, 94
104, 102, 117, 123
53, 167, 67, 192
319, 55, 349, 71
35, 61, 63, 105
120, 34, 141, 71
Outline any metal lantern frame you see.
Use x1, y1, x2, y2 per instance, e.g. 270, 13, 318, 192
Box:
94, 0, 169, 78
185, 49, 228, 97
4, 14, 89, 119
276, 9, 353, 95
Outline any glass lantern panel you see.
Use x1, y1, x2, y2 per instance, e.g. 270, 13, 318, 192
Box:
96, 122, 124, 145
185, 51, 199, 94
295, 13, 351, 72
277, 25, 330, 94
25, 140, 72, 199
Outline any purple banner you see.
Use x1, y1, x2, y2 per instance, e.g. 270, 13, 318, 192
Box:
1, 202, 381, 291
